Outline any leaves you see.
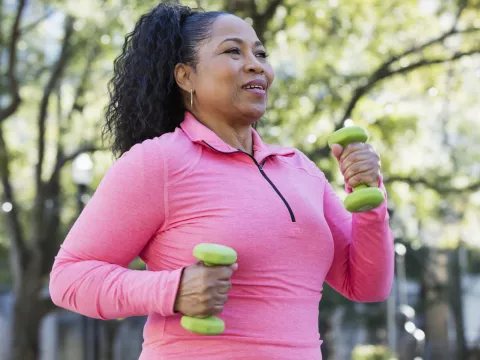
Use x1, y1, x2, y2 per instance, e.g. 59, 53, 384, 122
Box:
0, 0, 479, 284
259, 0, 480, 249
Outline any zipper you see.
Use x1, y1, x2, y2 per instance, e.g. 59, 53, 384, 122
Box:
202, 141, 296, 222
253, 157, 296, 222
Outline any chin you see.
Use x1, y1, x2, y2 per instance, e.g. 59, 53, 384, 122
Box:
239, 104, 267, 124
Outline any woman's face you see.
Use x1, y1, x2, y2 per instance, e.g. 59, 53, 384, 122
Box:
188, 15, 275, 124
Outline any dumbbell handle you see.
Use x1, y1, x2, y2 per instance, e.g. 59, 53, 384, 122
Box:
327, 126, 385, 213
329, 126, 371, 188
180, 244, 237, 335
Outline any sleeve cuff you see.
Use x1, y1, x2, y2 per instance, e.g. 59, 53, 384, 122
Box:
155, 267, 185, 317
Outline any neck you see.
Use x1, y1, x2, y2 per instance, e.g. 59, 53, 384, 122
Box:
190, 110, 254, 155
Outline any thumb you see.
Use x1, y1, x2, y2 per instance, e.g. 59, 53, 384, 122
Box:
331, 144, 344, 161
229, 263, 239, 272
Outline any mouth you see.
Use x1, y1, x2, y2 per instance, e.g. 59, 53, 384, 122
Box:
242, 79, 268, 96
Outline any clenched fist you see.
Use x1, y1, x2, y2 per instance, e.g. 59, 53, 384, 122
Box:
331, 142, 381, 188
174, 261, 238, 318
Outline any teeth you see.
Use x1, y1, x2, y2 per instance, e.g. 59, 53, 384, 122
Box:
245, 85, 263, 90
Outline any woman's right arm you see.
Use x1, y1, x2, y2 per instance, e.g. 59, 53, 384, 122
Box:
49, 140, 183, 320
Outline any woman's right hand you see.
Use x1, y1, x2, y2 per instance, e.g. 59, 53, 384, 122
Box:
174, 261, 238, 318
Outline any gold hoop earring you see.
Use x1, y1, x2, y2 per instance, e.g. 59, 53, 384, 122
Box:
190, 89, 193, 108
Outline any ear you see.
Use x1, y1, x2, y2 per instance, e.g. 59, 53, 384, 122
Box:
174, 63, 194, 93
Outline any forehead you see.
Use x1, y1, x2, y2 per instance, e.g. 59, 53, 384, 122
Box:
207, 14, 261, 46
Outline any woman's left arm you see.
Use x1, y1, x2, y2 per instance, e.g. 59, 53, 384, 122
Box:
323, 143, 394, 302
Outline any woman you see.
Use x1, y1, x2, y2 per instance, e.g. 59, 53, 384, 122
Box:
49, 3, 394, 359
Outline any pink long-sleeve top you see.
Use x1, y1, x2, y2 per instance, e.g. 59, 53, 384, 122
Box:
49, 111, 394, 360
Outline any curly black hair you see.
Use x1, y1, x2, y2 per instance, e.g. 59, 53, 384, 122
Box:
103, 2, 228, 158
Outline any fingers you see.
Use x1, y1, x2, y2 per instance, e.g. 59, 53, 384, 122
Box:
216, 280, 232, 294
340, 153, 372, 175
210, 302, 227, 315
347, 169, 381, 188
342, 159, 375, 182
211, 263, 238, 280
208, 277, 233, 316
204, 286, 230, 316
214, 293, 228, 306
176, 261, 238, 318
204, 267, 234, 316
339, 143, 372, 164
213, 290, 229, 313
194, 313, 211, 319
333, 143, 381, 188
331, 144, 343, 160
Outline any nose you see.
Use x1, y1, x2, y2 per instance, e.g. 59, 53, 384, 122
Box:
244, 55, 264, 74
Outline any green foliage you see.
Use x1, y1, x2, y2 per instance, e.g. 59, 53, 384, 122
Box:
260, 0, 480, 252
1, 0, 479, 301
0, 2, 479, 359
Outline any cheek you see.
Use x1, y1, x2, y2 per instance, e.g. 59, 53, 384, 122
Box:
265, 63, 275, 85
198, 62, 239, 96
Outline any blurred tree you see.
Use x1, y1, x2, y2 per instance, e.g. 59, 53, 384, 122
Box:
257, 1, 479, 358
0, 1, 121, 359
1, 0, 479, 360
351, 344, 395, 360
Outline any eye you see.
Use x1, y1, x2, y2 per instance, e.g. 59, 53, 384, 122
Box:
225, 48, 241, 55
256, 51, 269, 58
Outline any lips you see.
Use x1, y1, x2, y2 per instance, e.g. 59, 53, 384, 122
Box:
242, 78, 268, 96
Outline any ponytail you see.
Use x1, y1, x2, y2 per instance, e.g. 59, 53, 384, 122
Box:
103, 2, 227, 157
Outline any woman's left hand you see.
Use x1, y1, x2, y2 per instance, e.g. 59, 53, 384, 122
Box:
331, 143, 381, 188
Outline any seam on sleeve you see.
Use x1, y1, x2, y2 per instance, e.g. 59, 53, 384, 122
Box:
167, 144, 203, 186
150, 142, 170, 233
349, 225, 358, 300
161, 145, 170, 232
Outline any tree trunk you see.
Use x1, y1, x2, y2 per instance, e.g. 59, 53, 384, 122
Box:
318, 316, 332, 360
10, 291, 43, 360
423, 249, 452, 360
450, 247, 467, 360
104, 320, 121, 360
8, 246, 56, 360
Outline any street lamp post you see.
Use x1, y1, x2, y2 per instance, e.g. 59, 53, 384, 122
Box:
387, 243, 411, 357
71, 153, 99, 360
395, 243, 408, 307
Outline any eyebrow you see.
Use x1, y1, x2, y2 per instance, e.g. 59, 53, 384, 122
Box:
218, 37, 264, 48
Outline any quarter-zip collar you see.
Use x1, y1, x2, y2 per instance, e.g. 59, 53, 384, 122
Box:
180, 111, 297, 222
180, 111, 295, 163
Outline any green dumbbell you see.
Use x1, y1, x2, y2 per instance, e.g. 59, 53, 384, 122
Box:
180, 243, 238, 335
327, 126, 385, 213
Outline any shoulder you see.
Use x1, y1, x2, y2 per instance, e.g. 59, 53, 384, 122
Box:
118, 126, 198, 164
147, 127, 202, 183
102, 128, 199, 193
101, 137, 165, 191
